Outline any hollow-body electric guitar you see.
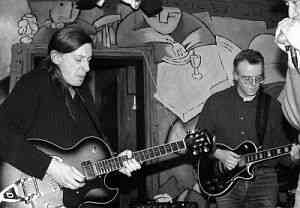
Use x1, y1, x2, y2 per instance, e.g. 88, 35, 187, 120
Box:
197, 140, 292, 197
0, 130, 213, 208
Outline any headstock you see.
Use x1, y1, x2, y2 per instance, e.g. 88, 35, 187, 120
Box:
184, 129, 214, 156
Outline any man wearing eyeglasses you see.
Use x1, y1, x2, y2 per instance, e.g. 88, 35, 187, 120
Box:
196, 49, 300, 208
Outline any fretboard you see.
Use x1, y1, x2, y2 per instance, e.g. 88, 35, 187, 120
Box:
81, 140, 186, 179
243, 144, 292, 164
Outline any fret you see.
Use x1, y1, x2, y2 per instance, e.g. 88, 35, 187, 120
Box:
149, 149, 154, 158
95, 162, 102, 175
171, 143, 178, 151
108, 159, 113, 171
139, 151, 146, 161
245, 156, 249, 163
100, 161, 105, 173
109, 158, 116, 170
81, 161, 96, 178
165, 144, 172, 153
270, 149, 277, 156
103, 160, 109, 172
177, 141, 185, 149
144, 150, 150, 160
133, 152, 139, 162
114, 157, 121, 169
154, 147, 160, 157
101, 160, 107, 173
159, 146, 166, 155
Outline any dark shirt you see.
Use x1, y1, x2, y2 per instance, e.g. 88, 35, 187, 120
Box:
0, 68, 104, 179
196, 86, 291, 167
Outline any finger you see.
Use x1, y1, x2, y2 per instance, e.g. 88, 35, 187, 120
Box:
64, 179, 79, 190
120, 150, 133, 159
71, 167, 85, 182
127, 159, 141, 171
123, 160, 135, 172
231, 153, 240, 159
119, 167, 132, 177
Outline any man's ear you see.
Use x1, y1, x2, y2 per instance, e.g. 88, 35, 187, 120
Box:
233, 71, 239, 81
50, 50, 62, 65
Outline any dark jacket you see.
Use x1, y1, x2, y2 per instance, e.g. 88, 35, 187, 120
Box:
0, 68, 103, 179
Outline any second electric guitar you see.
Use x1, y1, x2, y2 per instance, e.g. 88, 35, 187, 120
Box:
197, 140, 292, 197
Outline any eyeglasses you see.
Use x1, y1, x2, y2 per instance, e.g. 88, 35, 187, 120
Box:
239, 75, 264, 85
285, 45, 300, 73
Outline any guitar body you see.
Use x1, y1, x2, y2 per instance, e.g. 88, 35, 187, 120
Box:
0, 136, 118, 208
198, 140, 258, 197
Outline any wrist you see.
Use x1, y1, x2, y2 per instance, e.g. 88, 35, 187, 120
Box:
213, 149, 222, 159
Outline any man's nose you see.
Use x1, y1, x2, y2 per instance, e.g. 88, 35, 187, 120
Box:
82, 60, 90, 72
159, 11, 168, 23
250, 78, 260, 85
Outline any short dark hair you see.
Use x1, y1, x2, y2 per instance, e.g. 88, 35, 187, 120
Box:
48, 26, 93, 55
233, 49, 264, 73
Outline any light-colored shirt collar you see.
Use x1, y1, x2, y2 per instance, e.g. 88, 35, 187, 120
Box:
242, 95, 256, 102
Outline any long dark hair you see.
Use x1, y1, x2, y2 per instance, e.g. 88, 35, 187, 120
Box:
39, 26, 93, 120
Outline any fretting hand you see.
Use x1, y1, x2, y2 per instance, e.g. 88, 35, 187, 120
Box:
118, 150, 141, 177
214, 149, 240, 170
290, 144, 300, 162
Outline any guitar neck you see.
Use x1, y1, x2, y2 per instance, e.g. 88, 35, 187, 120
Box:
244, 144, 292, 165
82, 140, 186, 178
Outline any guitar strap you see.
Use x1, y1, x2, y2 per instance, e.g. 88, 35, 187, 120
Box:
255, 90, 271, 147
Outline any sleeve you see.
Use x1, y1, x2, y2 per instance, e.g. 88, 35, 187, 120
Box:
0, 76, 51, 179
195, 97, 216, 135
268, 99, 296, 167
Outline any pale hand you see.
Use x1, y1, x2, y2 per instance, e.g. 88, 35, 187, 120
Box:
290, 144, 300, 162
118, 150, 141, 177
214, 149, 240, 170
172, 42, 187, 57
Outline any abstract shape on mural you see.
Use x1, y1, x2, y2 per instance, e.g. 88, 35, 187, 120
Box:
18, 13, 38, 43
93, 14, 121, 48
117, 6, 230, 122
249, 33, 286, 84
0, 0, 31, 80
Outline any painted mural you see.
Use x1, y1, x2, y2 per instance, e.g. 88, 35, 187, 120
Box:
0, 0, 289, 206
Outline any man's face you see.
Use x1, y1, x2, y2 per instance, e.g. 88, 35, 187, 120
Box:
54, 43, 92, 87
234, 60, 264, 98
143, 7, 181, 34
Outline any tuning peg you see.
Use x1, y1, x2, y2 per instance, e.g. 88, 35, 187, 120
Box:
193, 150, 199, 156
